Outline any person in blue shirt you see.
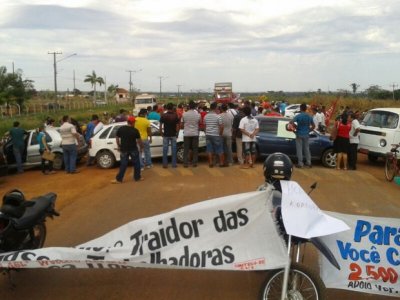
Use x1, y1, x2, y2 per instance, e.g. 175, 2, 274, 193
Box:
290, 103, 315, 168
9, 121, 27, 173
37, 126, 55, 175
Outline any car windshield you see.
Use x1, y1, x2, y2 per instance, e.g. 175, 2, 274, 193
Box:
361, 111, 399, 129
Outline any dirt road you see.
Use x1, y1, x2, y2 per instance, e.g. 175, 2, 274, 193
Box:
0, 155, 398, 299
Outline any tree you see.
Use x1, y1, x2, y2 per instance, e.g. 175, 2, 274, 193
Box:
0, 66, 35, 108
365, 85, 392, 99
350, 83, 360, 94
84, 70, 104, 100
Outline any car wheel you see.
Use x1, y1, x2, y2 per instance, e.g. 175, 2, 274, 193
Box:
96, 151, 116, 169
176, 143, 184, 164
322, 148, 336, 168
53, 153, 64, 170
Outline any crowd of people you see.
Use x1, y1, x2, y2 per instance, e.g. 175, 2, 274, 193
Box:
7, 99, 362, 181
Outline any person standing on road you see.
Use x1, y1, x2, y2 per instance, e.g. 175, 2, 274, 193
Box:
160, 103, 180, 168
239, 106, 259, 168
135, 108, 153, 169
334, 113, 351, 170
290, 103, 315, 168
348, 112, 361, 170
60, 115, 80, 174
112, 116, 143, 184
232, 107, 245, 165
204, 102, 225, 168
9, 121, 27, 174
85, 114, 103, 166
148, 105, 161, 121
37, 126, 55, 175
220, 103, 234, 166
181, 100, 201, 167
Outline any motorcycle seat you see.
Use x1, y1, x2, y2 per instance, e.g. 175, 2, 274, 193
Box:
14, 193, 55, 230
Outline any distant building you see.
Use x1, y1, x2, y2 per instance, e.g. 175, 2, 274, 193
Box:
115, 88, 129, 103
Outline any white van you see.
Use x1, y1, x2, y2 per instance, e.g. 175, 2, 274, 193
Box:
133, 94, 157, 115
358, 108, 400, 161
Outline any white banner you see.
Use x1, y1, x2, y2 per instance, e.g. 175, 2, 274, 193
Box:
280, 181, 350, 238
320, 212, 400, 297
0, 190, 288, 271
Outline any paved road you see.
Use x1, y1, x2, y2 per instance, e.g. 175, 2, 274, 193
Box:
0, 155, 398, 299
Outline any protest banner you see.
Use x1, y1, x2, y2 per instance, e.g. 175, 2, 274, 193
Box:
0, 190, 288, 271
280, 181, 350, 238
320, 212, 400, 297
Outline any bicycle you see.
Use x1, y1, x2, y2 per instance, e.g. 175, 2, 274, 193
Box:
384, 144, 400, 181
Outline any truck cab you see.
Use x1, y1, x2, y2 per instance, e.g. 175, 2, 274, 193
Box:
133, 94, 157, 115
214, 82, 234, 104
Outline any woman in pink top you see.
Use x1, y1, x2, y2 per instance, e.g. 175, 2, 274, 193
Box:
334, 113, 351, 170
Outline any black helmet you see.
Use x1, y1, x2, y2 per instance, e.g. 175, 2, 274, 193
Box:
1, 189, 26, 218
263, 153, 293, 183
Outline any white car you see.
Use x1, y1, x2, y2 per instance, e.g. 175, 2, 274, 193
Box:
88, 120, 206, 169
284, 104, 301, 118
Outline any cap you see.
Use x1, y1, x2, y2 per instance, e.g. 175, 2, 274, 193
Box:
127, 116, 136, 123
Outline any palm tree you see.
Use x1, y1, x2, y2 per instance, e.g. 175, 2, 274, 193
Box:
84, 70, 104, 101
350, 83, 360, 95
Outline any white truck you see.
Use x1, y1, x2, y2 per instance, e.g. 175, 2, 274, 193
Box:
133, 94, 157, 115
358, 107, 400, 162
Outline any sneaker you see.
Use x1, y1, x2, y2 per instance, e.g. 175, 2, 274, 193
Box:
163, 165, 168, 169
141, 168, 144, 171
295, 164, 303, 168
111, 180, 122, 184
70, 170, 80, 174
305, 164, 312, 168
49, 171, 57, 175
146, 165, 153, 169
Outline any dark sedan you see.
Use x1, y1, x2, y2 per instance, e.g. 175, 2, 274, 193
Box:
255, 116, 336, 168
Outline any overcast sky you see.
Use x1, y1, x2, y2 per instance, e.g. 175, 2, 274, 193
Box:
1, 0, 400, 93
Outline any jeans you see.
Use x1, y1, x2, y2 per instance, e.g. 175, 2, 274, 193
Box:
223, 136, 233, 164
39, 149, 53, 173
295, 135, 311, 166
183, 136, 199, 165
13, 146, 24, 173
163, 136, 177, 167
62, 144, 77, 173
116, 150, 141, 182
235, 137, 244, 164
140, 139, 152, 168
348, 143, 358, 169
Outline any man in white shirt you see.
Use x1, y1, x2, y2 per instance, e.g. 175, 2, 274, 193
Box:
239, 106, 259, 168
348, 112, 361, 170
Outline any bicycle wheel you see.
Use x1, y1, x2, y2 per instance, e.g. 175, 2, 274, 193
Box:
259, 263, 326, 300
385, 156, 396, 181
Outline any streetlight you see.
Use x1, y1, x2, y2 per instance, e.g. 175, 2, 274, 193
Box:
126, 69, 142, 98
158, 76, 168, 98
48, 52, 77, 98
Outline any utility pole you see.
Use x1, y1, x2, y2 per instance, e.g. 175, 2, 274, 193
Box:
48, 51, 62, 98
158, 76, 168, 98
126, 69, 142, 99
73, 70, 76, 92
177, 84, 183, 98
390, 83, 398, 100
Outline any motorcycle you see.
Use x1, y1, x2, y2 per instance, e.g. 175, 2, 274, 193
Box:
0, 189, 59, 257
259, 181, 340, 300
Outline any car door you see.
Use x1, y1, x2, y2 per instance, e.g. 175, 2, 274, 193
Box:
107, 125, 123, 161
150, 122, 163, 158
256, 119, 295, 157
26, 131, 42, 165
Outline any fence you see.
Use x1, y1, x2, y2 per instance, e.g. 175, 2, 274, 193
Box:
0, 100, 126, 118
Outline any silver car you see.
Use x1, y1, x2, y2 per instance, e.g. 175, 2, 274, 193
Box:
3, 127, 88, 170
